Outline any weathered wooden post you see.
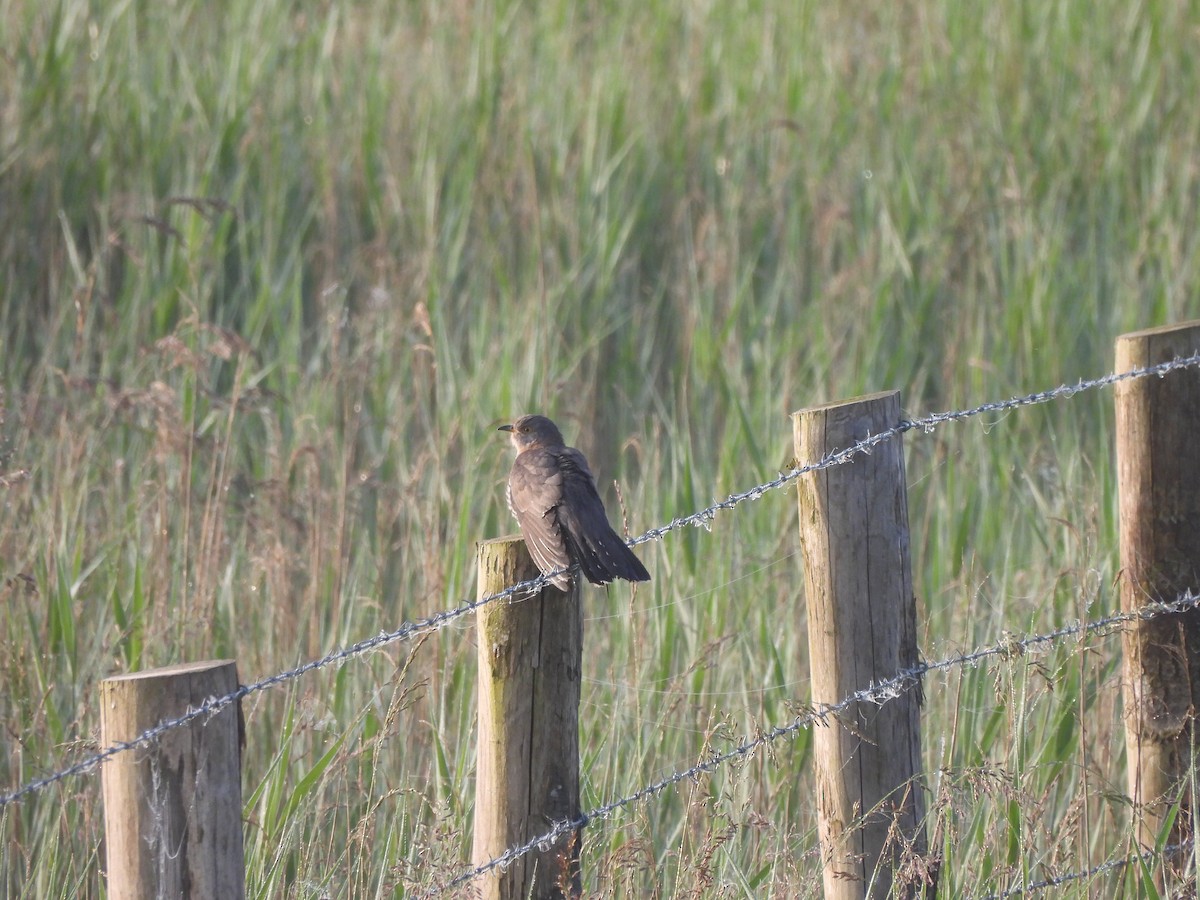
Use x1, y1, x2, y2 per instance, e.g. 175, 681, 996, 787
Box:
100, 659, 244, 900
1116, 320, 1200, 862
792, 391, 930, 899
473, 537, 583, 899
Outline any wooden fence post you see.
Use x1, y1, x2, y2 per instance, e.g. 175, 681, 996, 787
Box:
100, 659, 244, 900
792, 391, 930, 899
473, 537, 583, 899
1116, 320, 1200, 860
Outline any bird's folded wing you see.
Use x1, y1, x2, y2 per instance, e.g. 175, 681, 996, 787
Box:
555, 449, 650, 584
508, 450, 571, 580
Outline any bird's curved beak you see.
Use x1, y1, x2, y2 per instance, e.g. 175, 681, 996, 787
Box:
497, 424, 514, 433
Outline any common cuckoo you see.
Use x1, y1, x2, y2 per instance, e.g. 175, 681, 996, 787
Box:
499, 414, 651, 590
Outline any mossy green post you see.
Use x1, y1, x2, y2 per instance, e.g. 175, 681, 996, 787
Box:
473, 537, 583, 900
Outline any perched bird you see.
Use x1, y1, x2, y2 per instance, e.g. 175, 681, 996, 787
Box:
499, 414, 651, 591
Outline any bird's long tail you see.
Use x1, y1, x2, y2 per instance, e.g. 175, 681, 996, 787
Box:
568, 525, 650, 585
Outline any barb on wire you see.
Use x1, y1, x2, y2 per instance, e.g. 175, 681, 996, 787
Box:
630, 351, 1200, 547
972, 839, 1195, 899
422, 593, 1200, 897
4, 353, 1200, 810
0, 572, 559, 810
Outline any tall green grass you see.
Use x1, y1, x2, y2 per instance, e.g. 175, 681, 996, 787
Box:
3, 0, 1200, 895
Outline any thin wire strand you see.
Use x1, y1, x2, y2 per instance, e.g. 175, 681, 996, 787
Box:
971, 840, 1194, 899
0, 576, 558, 808
3, 352, 1199, 810
420, 593, 1200, 897
629, 351, 1200, 547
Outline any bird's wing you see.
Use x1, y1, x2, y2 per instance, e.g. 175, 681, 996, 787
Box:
508, 448, 572, 585
554, 448, 650, 585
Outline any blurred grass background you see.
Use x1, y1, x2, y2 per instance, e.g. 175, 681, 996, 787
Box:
2, 0, 1199, 895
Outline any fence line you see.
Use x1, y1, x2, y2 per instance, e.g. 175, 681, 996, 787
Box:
422, 592, 1200, 898
972, 840, 1194, 900
628, 351, 1200, 546
3, 351, 1199, 811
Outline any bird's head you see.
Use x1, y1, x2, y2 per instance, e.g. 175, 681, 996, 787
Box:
498, 414, 565, 452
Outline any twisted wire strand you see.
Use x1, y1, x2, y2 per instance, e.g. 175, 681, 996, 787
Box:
630, 351, 1200, 545
971, 840, 1194, 899
420, 593, 1200, 896
0, 576, 556, 808
3, 352, 1198, 810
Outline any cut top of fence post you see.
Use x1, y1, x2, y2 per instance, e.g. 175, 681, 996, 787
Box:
1116, 319, 1200, 347
102, 658, 239, 682
792, 389, 901, 417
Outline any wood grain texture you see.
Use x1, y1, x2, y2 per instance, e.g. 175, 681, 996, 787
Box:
473, 536, 583, 899
100, 659, 244, 900
1116, 321, 1200, 858
793, 391, 930, 899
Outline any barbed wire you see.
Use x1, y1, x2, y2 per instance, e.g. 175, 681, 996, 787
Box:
0, 575, 557, 809
3, 351, 1199, 810
420, 592, 1200, 897
972, 839, 1194, 899
629, 351, 1200, 545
